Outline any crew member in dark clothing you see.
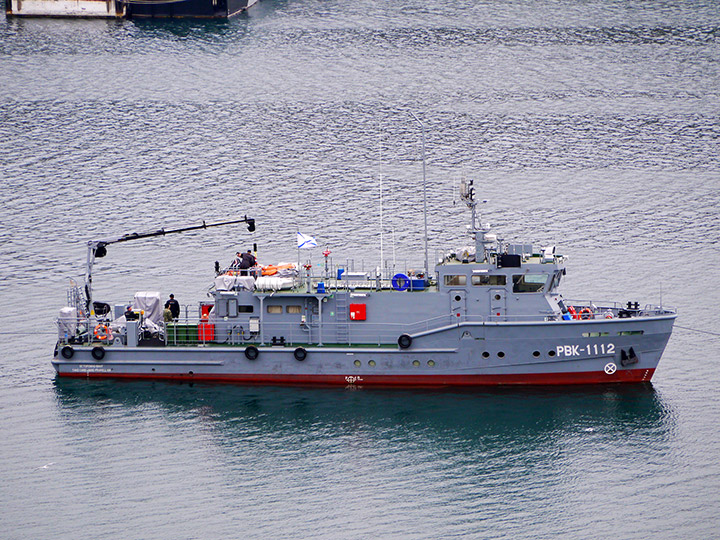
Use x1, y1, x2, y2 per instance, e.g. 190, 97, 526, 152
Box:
239, 249, 257, 275
125, 306, 139, 321
165, 294, 180, 320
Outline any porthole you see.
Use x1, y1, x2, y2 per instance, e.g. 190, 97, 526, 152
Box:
354, 360, 361, 367
548, 350, 556, 357
454, 295, 462, 302
412, 360, 420, 367
482, 351, 490, 358
427, 360, 435, 367
368, 360, 376, 367
494, 294, 502, 301
533, 351, 541, 357
497, 351, 505, 358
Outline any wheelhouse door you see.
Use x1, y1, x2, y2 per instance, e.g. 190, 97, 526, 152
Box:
450, 290, 467, 319
490, 288, 506, 318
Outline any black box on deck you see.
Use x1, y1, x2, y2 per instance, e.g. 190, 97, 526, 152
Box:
498, 254, 522, 268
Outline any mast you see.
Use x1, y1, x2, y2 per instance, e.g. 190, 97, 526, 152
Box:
460, 179, 492, 262
410, 112, 429, 278
379, 170, 384, 278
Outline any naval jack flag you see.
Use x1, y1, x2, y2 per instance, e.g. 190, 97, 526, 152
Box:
297, 232, 318, 249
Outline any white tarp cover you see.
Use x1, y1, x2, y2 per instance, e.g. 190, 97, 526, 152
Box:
132, 291, 162, 324
274, 263, 298, 278
58, 307, 77, 338
255, 276, 295, 291
215, 275, 255, 292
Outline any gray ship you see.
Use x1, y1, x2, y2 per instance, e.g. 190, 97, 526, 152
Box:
53, 180, 676, 386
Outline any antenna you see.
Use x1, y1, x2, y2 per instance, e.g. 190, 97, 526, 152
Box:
410, 111, 429, 278
380, 171, 384, 279
379, 137, 384, 280
392, 226, 396, 267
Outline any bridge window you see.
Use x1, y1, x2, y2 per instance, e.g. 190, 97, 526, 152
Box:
444, 275, 467, 286
471, 275, 506, 286
549, 271, 563, 291
512, 274, 546, 293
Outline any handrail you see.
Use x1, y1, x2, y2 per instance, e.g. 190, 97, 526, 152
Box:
57, 287, 677, 350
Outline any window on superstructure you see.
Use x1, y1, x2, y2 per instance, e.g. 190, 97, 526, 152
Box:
444, 275, 467, 286
549, 271, 562, 291
286, 305, 302, 314
238, 305, 254, 313
471, 275, 506, 286
512, 274, 546, 293
267, 305, 283, 314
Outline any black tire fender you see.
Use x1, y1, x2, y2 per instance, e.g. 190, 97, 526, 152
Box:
398, 334, 412, 349
244, 345, 259, 360
61, 345, 75, 359
294, 347, 307, 361
91, 346, 105, 361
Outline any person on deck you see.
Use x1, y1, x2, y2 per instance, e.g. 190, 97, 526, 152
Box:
239, 249, 257, 276
165, 294, 180, 320
231, 252, 244, 270
125, 306, 139, 321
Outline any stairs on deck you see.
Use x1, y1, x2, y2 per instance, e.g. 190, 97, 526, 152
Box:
335, 292, 350, 344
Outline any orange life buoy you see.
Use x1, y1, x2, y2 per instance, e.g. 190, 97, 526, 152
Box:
94, 324, 112, 341
580, 307, 594, 320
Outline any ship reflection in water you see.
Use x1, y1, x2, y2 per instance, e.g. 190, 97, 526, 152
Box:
50, 379, 676, 536
52, 379, 674, 454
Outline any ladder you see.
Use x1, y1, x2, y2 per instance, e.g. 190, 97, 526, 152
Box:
335, 292, 350, 344
67, 279, 89, 318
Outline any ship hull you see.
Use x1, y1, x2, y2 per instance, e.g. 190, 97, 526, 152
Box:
53, 368, 657, 386
52, 316, 674, 387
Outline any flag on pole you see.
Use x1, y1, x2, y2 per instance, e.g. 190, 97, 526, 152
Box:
297, 232, 318, 249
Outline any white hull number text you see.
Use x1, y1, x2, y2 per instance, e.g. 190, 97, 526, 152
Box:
556, 343, 616, 357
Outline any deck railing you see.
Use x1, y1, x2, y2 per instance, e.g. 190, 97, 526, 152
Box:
56, 299, 676, 349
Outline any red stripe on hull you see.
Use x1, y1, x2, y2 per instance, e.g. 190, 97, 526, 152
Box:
56, 368, 656, 386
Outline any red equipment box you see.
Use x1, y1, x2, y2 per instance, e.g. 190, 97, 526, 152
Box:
349, 303, 366, 321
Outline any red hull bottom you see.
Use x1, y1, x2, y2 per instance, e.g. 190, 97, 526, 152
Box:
56, 368, 655, 386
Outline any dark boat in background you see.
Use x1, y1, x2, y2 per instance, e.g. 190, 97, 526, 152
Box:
5, 0, 257, 19
125, 0, 257, 18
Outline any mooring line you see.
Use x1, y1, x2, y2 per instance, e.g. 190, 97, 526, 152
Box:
674, 325, 720, 337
